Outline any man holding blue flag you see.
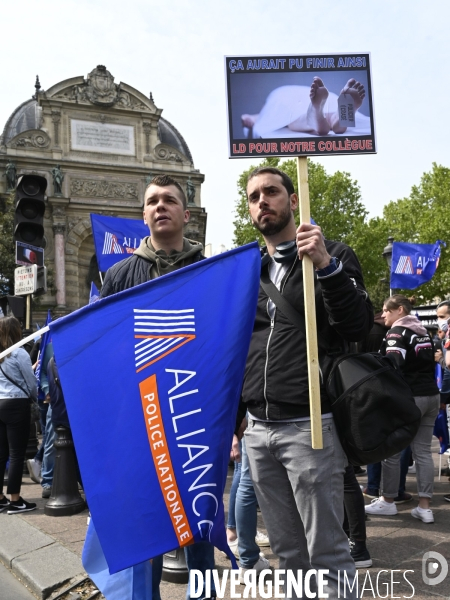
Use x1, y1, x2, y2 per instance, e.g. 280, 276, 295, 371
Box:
101, 174, 214, 600
235, 167, 373, 598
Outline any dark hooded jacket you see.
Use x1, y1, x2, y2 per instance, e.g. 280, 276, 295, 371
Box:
100, 236, 204, 297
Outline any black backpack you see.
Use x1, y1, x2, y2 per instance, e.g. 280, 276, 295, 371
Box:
259, 271, 422, 466
327, 353, 421, 466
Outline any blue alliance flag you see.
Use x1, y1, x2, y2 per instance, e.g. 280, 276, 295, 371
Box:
49, 243, 260, 574
390, 241, 444, 290
90, 214, 149, 272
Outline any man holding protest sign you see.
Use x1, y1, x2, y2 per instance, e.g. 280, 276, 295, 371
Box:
235, 166, 373, 598
101, 174, 215, 600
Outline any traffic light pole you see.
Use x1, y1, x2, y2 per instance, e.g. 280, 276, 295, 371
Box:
25, 294, 31, 331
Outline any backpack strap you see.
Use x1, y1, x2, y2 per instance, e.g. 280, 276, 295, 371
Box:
260, 266, 328, 353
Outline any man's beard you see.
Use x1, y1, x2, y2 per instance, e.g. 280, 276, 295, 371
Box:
253, 204, 292, 236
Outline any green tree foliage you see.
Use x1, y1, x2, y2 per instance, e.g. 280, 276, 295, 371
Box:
0, 192, 16, 295
380, 163, 450, 303
233, 159, 450, 309
233, 158, 367, 248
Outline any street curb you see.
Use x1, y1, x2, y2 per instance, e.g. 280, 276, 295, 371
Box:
0, 513, 85, 599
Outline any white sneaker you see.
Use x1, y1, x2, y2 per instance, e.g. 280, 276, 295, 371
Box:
26, 459, 42, 484
255, 530, 270, 547
239, 555, 271, 584
228, 538, 239, 557
408, 462, 416, 474
365, 498, 398, 516
411, 506, 434, 523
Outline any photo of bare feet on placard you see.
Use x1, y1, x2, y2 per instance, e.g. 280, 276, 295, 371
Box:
240, 75, 368, 138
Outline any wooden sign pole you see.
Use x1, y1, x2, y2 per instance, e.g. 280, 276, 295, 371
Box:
296, 156, 323, 449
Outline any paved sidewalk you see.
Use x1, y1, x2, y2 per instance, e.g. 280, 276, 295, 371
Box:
1, 445, 450, 599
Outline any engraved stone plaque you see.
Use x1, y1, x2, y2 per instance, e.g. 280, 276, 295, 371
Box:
70, 119, 135, 155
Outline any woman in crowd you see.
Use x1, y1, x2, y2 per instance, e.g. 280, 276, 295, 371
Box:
0, 317, 38, 514
365, 295, 440, 523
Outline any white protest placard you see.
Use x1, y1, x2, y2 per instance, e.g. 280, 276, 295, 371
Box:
14, 265, 37, 295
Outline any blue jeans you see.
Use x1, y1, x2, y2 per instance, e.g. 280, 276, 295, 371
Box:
366, 462, 381, 496
151, 554, 163, 600
235, 438, 260, 569
35, 404, 48, 463
227, 445, 242, 529
185, 542, 215, 599
41, 405, 56, 488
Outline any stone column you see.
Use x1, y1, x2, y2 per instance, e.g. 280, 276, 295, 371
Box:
49, 197, 69, 309
51, 110, 61, 147
53, 223, 66, 307
143, 121, 152, 155
184, 206, 207, 248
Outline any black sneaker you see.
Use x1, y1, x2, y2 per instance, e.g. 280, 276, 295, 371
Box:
7, 497, 37, 514
444, 494, 450, 502
349, 540, 373, 568
394, 492, 413, 504
0, 496, 10, 512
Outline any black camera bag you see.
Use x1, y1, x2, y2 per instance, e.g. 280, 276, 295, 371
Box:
260, 271, 421, 465
327, 352, 421, 465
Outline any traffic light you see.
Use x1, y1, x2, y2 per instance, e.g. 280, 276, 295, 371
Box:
0, 295, 25, 326
14, 175, 47, 247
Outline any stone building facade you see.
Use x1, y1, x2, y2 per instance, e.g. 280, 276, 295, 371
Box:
0, 66, 206, 323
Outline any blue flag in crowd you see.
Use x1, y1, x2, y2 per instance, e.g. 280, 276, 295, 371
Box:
49, 244, 260, 574
433, 408, 449, 454
89, 282, 100, 304
35, 310, 52, 401
390, 240, 444, 289
82, 521, 152, 600
436, 363, 443, 391
90, 214, 149, 272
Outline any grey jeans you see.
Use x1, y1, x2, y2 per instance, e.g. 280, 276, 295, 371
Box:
381, 394, 440, 499
245, 417, 357, 600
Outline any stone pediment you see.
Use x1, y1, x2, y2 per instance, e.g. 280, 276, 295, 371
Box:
154, 143, 190, 165
7, 129, 51, 150
45, 66, 156, 113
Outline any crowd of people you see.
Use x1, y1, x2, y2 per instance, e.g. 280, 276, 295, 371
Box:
1, 169, 449, 600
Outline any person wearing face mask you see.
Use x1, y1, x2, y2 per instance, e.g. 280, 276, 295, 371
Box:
365, 295, 439, 523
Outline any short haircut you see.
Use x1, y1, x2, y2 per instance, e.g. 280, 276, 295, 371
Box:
247, 167, 295, 197
437, 300, 450, 314
145, 174, 187, 209
0, 317, 22, 363
383, 294, 415, 315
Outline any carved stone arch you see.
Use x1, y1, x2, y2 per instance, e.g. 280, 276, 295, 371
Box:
7, 129, 51, 150
65, 217, 95, 309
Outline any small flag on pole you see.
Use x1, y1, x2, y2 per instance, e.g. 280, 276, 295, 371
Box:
90, 214, 149, 271
390, 241, 444, 289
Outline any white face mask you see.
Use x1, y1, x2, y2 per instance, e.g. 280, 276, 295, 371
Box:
437, 318, 449, 333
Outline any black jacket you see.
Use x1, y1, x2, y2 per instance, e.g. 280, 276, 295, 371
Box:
236, 240, 373, 427
100, 247, 204, 298
380, 326, 438, 396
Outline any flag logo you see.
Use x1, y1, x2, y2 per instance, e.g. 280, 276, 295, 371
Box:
394, 255, 414, 274
134, 309, 196, 373
102, 232, 125, 255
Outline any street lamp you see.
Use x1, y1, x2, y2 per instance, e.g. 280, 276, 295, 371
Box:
382, 236, 394, 296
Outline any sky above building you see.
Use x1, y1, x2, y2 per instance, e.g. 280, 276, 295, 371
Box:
1, 0, 448, 251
